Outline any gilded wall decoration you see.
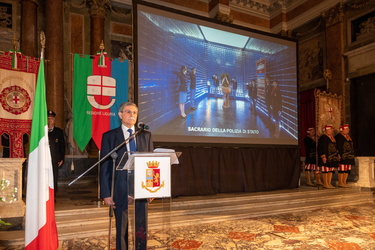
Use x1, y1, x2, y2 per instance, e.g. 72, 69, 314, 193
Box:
0, 1, 13, 30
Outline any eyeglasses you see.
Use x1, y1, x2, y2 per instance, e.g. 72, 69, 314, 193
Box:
120, 110, 138, 115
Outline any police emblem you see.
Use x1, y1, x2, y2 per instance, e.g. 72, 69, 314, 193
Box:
0, 85, 31, 115
142, 161, 164, 193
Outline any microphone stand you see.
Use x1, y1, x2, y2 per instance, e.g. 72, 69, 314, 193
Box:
108, 152, 117, 250
68, 128, 143, 186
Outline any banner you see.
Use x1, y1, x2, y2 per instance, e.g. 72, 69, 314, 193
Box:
25, 59, 58, 249
315, 90, 342, 137
0, 52, 38, 157
73, 53, 129, 151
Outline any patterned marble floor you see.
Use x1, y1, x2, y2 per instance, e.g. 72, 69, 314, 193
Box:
54, 202, 375, 249
53, 178, 375, 250
3, 177, 371, 249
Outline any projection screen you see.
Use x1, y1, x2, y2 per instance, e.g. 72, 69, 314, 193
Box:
134, 2, 298, 146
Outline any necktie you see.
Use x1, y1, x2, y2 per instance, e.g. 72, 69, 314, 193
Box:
128, 128, 136, 153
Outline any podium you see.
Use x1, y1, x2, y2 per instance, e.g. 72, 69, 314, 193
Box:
121, 150, 180, 249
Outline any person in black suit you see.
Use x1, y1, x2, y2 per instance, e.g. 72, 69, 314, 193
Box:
100, 102, 153, 250
189, 67, 197, 110
47, 110, 66, 196
270, 80, 282, 137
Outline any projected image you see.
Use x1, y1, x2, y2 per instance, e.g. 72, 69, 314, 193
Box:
136, 5, 298, 145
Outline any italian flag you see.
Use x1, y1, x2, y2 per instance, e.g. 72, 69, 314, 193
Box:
25, 59, 58, 249
73, 53, 129, 151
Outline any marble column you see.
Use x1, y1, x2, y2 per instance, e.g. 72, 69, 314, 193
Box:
20, 0, 38, 58
45, 0, 64, 128
90, 0, 108, 55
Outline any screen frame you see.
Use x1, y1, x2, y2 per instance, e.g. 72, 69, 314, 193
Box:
132, 0, 300, 148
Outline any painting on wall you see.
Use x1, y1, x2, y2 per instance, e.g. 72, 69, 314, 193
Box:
298, 34, 324, 86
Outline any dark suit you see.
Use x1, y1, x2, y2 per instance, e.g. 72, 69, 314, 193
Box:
100, 126, 153, 250
48, 127, 65, 194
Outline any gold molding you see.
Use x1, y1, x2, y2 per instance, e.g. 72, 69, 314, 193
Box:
215, 12, 234, 24
346, 0, 375, 10
322, 2, 345, 27
88, 0, 110, 17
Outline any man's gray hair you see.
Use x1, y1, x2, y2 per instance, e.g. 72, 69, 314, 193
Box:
119, 102, 138, 112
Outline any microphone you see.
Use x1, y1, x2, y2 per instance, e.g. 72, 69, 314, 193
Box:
138, 122, 149, 130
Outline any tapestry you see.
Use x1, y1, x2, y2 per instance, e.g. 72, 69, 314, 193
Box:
315, 89, 342, 137
0, 52, 39, 157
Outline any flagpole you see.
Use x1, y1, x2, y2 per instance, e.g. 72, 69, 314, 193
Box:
25, 30, 59, 250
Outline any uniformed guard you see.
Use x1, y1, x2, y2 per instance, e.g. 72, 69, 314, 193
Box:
47, 110, 66, 197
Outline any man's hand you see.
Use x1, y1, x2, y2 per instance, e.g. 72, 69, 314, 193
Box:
58, 160, 63, 167
104, 197, 116, 209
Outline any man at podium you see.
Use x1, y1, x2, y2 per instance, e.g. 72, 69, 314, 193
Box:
100, 102, 154, 250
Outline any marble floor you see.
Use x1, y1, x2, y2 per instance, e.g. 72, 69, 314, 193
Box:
53, 178, 375, 250
56, 202, 375, 250
3, 177, 373, 249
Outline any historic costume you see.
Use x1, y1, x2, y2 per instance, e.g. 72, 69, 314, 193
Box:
335, 124, 355, 187
318, 125, 339, 188
304, 128, 322, 186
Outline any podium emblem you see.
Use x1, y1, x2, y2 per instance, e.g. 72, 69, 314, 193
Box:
142, 161, 164, 193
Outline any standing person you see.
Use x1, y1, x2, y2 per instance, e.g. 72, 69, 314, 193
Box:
304, 128, 322, 186
100, 102, 153, 250
189, 67, 197, 110
47, 110, 66, 197
318, 125, 340, 189
264, 77, 272, 126
178, 66, 188, 118
212, 74, 219, 97
246, 81, 253, 110
250, 79, 258, 113
335, 124, 355, 188
270, 80, 282, 137
231, 77, 238, 97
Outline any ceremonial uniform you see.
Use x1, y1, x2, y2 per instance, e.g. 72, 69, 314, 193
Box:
303, 128, 322, 186
335, 124, 355, 187
189, 68, 197, 109
318, 134, 339, 170
317, 125, 339, 188
178, 66, 188, 118
335, 133, 355, 166
47, 111, 66, 195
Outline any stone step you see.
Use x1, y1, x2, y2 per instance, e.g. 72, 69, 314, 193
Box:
1, 187, 374, 248
52, 187, 370, 227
